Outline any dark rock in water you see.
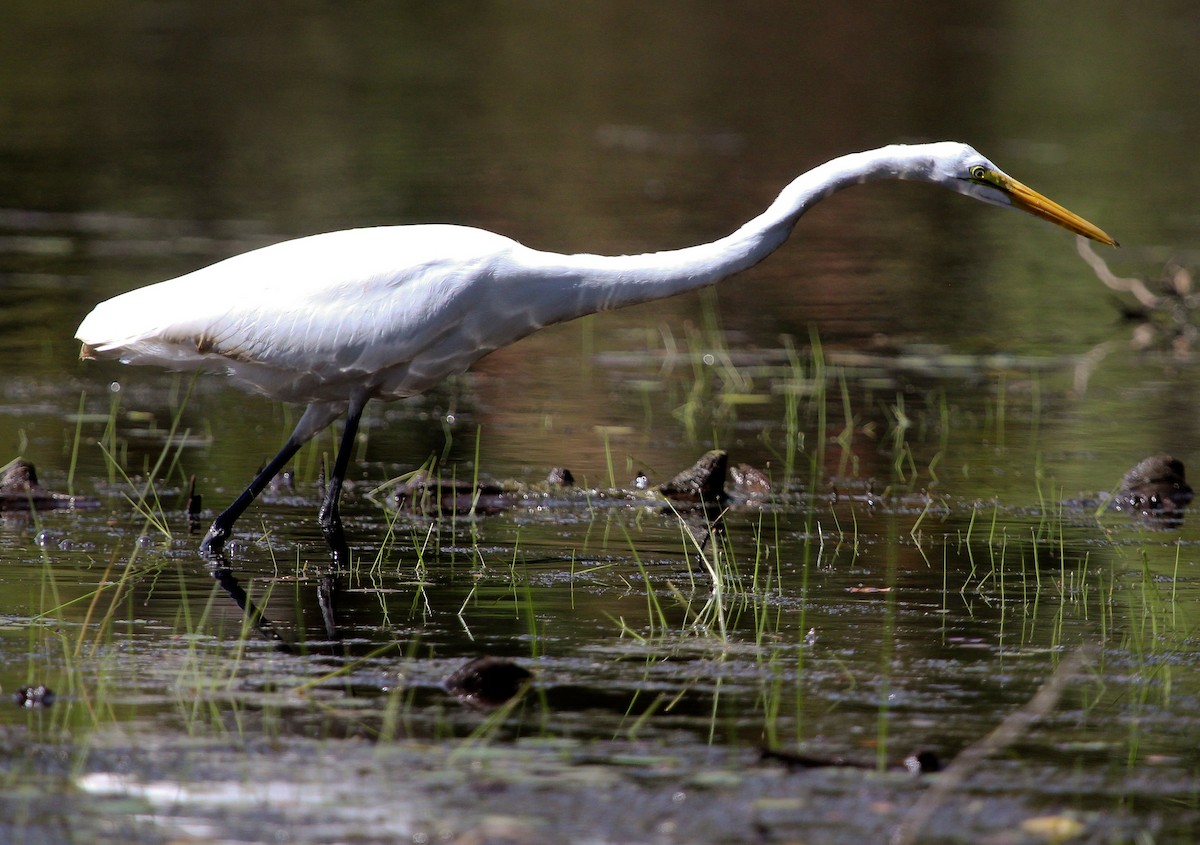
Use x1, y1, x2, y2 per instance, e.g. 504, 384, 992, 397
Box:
658, 450, 728, 505
0, 460, 100, 511
656, 451, 748, 552
904, 750, 942, 774
444, 656, 533, 707
1115, 455, 1193, 528
14, 685, 55, 708
390, 452, 764, 530
393, 471, 511, 516
2, 461, 38, 490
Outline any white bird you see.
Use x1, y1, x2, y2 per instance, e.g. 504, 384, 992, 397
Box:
76, 142, 1116, 561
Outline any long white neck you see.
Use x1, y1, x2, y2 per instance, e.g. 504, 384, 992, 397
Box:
504, 144, 933, 325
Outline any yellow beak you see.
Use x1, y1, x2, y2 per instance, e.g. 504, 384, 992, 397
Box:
1004, 176, 1118, 246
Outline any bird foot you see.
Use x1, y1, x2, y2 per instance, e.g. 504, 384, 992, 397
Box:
199, 523, 230, 560
320, 524, 351, 569
318, 502, 351, 568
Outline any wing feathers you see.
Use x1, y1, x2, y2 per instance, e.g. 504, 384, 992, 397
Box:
75, 225, 516, 401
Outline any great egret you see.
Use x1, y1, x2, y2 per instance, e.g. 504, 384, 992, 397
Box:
76, 141, 1116, 560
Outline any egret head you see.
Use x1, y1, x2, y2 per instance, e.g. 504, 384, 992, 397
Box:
930, 141, 1117, 246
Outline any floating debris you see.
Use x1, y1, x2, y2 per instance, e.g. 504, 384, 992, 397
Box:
0, 460, 100, 511
389, 452, 769, 525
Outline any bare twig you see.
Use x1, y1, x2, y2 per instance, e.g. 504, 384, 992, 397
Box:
1076, 236, 1159, 308
890, 645, 1097, 845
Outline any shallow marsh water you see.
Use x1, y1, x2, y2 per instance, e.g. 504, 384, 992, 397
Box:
3, 2, 1200, 843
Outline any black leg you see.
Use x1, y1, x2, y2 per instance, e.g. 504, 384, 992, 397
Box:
200, 402, 344, 559
317, 396, 367, 567
200, 436, 304, 559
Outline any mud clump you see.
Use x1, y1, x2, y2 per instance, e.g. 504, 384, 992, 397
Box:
1114, 455, 1193, 528
444, 656, 533, 708
658, 450, 729, 505
0, 460, 100, 511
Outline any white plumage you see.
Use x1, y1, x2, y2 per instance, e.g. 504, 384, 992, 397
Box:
79, 225, 519, 401
76, 142, 1115, 560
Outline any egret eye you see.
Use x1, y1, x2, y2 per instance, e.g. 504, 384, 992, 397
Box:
970, 165, 989, 182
